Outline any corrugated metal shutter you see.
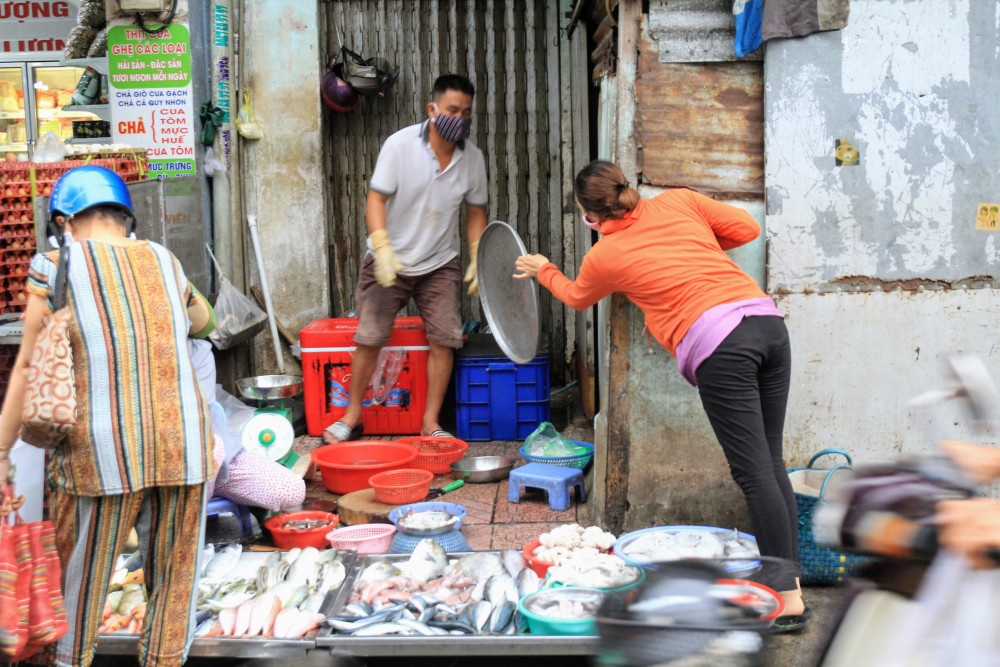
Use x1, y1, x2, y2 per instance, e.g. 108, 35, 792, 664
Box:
319, 0, 568, 381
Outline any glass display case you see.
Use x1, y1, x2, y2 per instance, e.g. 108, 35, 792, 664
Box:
0, 61, 105, 160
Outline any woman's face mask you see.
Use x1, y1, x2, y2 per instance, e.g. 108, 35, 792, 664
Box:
432, 103, 471, 143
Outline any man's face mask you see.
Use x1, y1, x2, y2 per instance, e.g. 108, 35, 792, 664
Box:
432, 103, 471, 143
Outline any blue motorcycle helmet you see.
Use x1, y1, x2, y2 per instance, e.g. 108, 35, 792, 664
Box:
48, 165, 135, 244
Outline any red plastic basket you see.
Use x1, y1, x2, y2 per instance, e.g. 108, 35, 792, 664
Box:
326, 524, 397, 554
368, 468, 434, 504
398, 436, 470, 474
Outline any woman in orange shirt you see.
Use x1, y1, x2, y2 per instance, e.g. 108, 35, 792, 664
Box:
515, 160, 805, 631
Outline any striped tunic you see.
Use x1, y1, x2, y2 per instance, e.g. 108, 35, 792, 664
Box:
27, 240, 214, 496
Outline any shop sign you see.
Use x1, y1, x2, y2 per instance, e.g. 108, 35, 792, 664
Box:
108, 24, 195, 178
0, 1, 74, 54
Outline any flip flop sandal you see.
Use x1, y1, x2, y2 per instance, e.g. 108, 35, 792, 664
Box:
430, 429, 456, 439
323, 421, 363, 443
771, 608, 810, 634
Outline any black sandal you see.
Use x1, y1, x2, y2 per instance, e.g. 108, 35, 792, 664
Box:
772, 607, 810, 634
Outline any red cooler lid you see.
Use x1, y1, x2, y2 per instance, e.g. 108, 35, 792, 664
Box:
300, 317, 427, 348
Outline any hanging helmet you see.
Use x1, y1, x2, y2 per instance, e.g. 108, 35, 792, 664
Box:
321, 70, 360, 112
49, 165, 135, 240
334, 47, 397, 97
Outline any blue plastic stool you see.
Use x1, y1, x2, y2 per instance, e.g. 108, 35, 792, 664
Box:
206, 496, 254, 540
508, 462, 586, 511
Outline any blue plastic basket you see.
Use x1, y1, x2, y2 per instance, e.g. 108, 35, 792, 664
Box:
387, 501, 468, 531
388, 528, 470, 554
519, 440, 594, 470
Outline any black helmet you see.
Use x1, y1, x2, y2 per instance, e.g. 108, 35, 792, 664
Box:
333, 47, 397, 97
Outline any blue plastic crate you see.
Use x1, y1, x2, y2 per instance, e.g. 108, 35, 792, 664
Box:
454, 355, 550, 441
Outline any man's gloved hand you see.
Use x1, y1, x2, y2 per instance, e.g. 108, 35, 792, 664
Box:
370, 228, 403, 288
464, 240, 479, 296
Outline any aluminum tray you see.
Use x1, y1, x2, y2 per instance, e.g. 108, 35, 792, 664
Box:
96, 548, 358, 659
476, 221, 540, 364
316, 551, 601, 656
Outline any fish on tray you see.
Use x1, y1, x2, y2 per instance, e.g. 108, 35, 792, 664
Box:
188, 544, 348, 640
282, 518, 334, 530
326, 541, 535, 636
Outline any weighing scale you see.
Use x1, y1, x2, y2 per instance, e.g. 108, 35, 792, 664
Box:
235, 375, 304, 468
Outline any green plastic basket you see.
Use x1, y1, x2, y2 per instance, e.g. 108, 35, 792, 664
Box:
519, 440, 594, 469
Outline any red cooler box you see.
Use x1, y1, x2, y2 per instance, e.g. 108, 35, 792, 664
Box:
301, 317, 429, 436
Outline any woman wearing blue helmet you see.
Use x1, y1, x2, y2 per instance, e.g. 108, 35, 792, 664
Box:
0, 165, 215, 667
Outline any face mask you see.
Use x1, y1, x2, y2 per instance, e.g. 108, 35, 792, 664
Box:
432, 103, 471, 143
582, 213, 602, 232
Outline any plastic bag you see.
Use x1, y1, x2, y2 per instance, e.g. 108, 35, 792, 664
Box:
235, 90, 262, 140
215, 386, 256, 435
367, 348, 404, 405
524, 422, 588, 457
205, 245, 267, 350
31, 132, 66, 164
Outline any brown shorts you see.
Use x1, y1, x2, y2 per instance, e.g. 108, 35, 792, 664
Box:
354, 254, 464, 348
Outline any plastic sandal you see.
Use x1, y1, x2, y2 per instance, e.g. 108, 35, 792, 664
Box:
771, 607, 810, 634
323, 421, 363, 443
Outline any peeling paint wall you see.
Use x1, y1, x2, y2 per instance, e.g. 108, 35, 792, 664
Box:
765, 0, 1000, 476
241, 0, 329, 372
766, 0, 1000, 292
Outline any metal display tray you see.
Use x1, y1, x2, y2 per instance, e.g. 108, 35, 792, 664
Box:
96, 548, 359, 659
316, 551, 600, 657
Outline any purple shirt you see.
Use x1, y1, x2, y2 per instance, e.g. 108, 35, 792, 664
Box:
675, 297, 784, 386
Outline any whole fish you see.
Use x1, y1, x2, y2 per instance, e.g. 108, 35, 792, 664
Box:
515, 568, 540, 598
397, 539, 448, 585
472, 600, 493, 632
351, 622, 418, 637
204, 543, 243, 580
233, 599, 254, 636
194, 617, 222, 638
456, 553, 504, 582
395, 618, 441, 636
485, 573, 518, 605
247, 593, 279, 637
218, 607, 237, 636
358, 560, 402, 585
286, 547, 321, 588
316, 560, 347, 595
285, 610, 325, 638
286, 585, 310, 609
501, 549, 528, 577
488, 600, 516, 634
271, 606, 300, 638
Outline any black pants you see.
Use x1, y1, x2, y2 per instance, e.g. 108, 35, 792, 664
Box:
695, 315, 799, 589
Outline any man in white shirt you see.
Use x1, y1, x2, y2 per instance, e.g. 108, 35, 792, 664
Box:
324, 74, 488, 443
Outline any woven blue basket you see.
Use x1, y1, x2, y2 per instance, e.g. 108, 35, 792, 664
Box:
519, 440, 594, 470
388, 528, 470, 554
387, 501, 468, 531
787, 448, 875, 586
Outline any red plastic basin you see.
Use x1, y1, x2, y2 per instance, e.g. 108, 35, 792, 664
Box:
311, 441, 419, 494
264, 510, 340, 549
523, 539, 553, 578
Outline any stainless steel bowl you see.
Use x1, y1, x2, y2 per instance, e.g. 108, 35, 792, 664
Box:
450, 456, 516, 483
236, 375, 304, 400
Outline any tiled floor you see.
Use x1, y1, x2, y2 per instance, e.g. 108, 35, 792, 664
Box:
293, 436, 588, 552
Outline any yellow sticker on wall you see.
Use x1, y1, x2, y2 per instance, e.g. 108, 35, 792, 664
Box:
976, 203, 1000, 231
835, 139, 859, 166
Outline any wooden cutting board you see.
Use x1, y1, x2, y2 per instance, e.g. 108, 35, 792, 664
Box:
337, 488, 397, 526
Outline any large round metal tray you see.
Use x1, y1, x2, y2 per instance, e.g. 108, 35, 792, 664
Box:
476, 221, 539, 364
236, 375, 304, 400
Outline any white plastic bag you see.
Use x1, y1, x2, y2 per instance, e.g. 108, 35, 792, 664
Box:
205, 244, 267, 350
33, 131, 67, 163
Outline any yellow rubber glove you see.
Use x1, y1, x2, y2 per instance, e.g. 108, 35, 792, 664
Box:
464, 240, 479, 296
370, 228, 403, 288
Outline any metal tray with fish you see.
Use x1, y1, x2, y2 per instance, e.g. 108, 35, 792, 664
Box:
316, 547, 600, 656
96, 547, 357, 659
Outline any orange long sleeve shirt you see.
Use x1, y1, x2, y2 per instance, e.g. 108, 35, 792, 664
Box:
537, 188, 766, 355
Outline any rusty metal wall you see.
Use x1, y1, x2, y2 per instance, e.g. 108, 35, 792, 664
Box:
318, 0, 569, 382
635, 26, 764, 197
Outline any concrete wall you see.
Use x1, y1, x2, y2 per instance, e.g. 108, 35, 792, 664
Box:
241, 0, 329, 373
765, 0, 1000, 478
